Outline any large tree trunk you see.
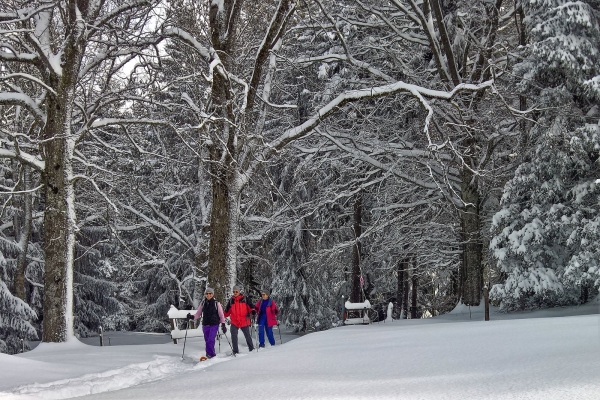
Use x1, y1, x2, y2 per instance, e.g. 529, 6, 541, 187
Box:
350, 192, 362, 303
205, 1, 240, 303
14, 166, 32, 301
459, 167, 482, 306
41, 96, 77, 342
41, 1, 85, 341
205, 62, 239, 302
206, 164, 238, 303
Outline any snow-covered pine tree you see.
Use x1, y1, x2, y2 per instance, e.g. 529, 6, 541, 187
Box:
490, 120, 600, 309
271, 219, 340, 331
490, 0, 600, 310
73, 226, 127, 337
0, 251, 37, 354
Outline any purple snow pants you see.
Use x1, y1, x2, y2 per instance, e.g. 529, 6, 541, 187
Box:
202, 324, 219, 358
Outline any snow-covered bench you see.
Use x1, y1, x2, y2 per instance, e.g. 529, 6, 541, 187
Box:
168, 305, 202, 343
343, 300, 372, 325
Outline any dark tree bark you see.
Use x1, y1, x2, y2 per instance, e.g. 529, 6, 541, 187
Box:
395, 257, 410, 319
410, 272, 419, 319
206, 156, 236, 303
394, 260, 405, 319
41, 0, 90, 342
350, 192, 363, 303
41, 89, 79, 342
204, 0, 239, 303
459, 165, 482, 306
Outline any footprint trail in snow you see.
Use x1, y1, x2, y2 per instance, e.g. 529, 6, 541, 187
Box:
10, 354, 235, 399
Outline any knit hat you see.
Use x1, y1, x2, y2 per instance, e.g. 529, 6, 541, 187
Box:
204, 287, 214, 294
232, 285, 242, 293
261, 289, 270, 296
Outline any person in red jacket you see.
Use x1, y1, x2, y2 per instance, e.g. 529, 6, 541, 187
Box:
224, 285, 255, 354
255, 289, 279, 348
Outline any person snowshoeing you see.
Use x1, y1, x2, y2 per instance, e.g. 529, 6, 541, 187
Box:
224, 285, 255, 354
254, 290, 279, 348
187, 287, 226, 360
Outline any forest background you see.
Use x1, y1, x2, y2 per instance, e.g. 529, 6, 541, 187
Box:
1, 0, 599, 354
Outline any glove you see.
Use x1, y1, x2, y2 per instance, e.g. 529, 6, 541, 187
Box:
251, 309, 257, 316
186, 313, 194, 321
221, 323, 227, 334
274, 309, 279, 316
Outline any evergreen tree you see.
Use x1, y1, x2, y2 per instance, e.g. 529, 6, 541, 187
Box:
490, 121, 600, 309
490, 0, 600, 310
0, 251, 37, 354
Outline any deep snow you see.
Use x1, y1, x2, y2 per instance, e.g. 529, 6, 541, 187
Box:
1, 298, 598, 400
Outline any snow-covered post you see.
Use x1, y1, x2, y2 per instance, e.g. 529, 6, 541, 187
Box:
99, 326, 103, 347
386, 303, 394, 322
484, 286, 490, 321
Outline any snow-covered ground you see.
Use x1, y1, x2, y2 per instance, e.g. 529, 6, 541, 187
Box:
1, 298, 598, 400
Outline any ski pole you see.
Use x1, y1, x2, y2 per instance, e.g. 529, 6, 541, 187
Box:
277, 323, 282, 345
247, 315, 257, 351
253, 316, 259, 352
223, 330, 236, 357
181, 319, 190, 361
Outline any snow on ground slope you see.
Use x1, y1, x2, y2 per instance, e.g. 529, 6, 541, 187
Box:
1, 300, 598, 400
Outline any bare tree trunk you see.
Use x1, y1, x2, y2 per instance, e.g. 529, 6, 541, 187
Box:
411, 272, 419, 319
459, 166, 482, 306
402, 265, 410, 319
395, 257, 410, 319
14, 166, 32, 301
42, 95, 77, 342
205, 0, 240, 303
350, 192, 362, 303
206, 163, 237, 303
394, 259, 405, 319
41, 1, 85, 340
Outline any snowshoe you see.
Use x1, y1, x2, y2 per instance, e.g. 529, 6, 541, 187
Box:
199, 355, 213, 362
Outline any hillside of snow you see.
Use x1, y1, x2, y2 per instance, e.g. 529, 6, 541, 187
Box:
1, 298, 598, 400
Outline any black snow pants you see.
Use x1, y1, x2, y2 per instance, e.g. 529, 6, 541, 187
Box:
230, 324, 254, 353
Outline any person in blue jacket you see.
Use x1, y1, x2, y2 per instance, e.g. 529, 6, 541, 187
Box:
254, 290, 279, 348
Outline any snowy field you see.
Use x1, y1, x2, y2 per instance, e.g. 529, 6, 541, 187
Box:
1, 298, 598, 400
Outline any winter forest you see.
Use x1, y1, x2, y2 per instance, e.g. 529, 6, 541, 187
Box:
1, 0, 599, 355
